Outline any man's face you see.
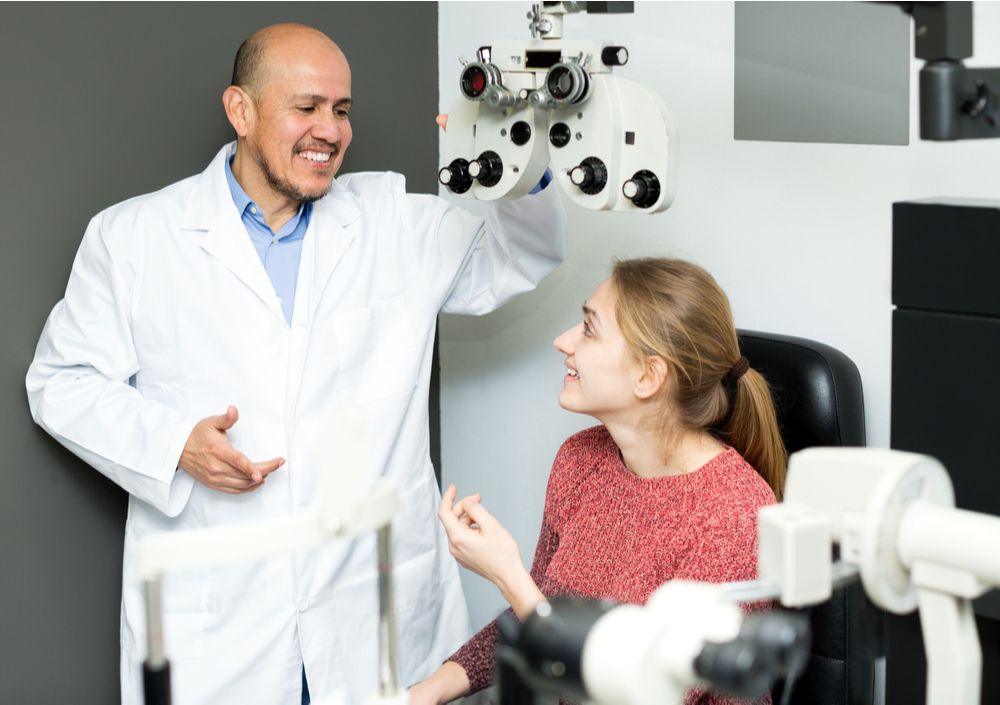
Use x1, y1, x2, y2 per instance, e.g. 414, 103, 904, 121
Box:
244, 41, 353, 204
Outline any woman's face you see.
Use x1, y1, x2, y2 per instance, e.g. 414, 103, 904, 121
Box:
553, 278, 643, 419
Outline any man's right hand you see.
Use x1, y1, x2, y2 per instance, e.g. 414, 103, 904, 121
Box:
179, 405, 284, 493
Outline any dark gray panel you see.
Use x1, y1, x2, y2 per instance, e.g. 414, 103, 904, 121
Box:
735, 2, 910, 145
0, 3, 438, 703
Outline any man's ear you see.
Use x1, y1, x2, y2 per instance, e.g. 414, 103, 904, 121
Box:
222, 86, 253, 137
634, 356, 668, 400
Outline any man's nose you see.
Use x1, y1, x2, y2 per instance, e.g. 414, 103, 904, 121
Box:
312, 112, 342, 143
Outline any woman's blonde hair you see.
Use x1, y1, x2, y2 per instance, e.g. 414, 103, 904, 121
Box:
611, 258, 787, 499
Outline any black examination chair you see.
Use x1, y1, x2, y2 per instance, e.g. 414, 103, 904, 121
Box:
738, 330, 884, 705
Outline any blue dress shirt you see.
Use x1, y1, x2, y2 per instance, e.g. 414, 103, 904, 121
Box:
225, 157, 311, 325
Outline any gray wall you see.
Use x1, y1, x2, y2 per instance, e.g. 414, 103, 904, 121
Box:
0, 4, 438, 703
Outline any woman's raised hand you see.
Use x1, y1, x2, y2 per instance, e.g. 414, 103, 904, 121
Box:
437, 484, 546, 620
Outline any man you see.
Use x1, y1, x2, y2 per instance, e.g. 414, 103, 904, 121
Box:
26, 23, 564, 705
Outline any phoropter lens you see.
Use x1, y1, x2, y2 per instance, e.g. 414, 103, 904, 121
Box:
459, 62, 502, 102
547, 67, 574, 101
461, 66, 488, 99
544, 63, 589, 105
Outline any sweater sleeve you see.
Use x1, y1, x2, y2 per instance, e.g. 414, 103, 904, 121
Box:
446, 498, 562, 693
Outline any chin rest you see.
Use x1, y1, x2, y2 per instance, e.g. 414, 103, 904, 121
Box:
738, 330, 884, 705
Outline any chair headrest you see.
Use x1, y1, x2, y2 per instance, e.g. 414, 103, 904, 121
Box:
737, 329, 866, 453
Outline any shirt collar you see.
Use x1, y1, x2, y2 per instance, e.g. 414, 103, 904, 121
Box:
225, 155, 255, 216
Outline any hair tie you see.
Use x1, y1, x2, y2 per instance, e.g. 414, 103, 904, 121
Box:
724, 356, 750, 383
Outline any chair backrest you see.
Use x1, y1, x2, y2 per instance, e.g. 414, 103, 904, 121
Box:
738, 330, 882, 705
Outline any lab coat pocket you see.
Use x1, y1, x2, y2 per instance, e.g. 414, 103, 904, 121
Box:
157, 569, 211, 658
394, 474, 438, 565
395, 580, 442, 682
161, 610, 208, 659
326, 294, 421, 404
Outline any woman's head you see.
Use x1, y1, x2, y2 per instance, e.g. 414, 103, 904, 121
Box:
554, 258, 787, 498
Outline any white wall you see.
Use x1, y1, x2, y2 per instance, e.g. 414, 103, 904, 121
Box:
438, 1, 1000, 630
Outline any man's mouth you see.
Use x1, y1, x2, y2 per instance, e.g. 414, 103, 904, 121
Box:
299, 150, 331, 163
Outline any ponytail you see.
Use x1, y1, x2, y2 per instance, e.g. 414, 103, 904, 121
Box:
719, 369, 787, 500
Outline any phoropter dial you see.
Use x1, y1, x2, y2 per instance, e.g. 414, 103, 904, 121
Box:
622, 170, 661, 208
468, 150, 504, 187
438, 158, 474, 194
460, 62, 503, 102
569, 157, 607, 195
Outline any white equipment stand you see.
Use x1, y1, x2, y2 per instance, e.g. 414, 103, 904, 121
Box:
136, 411, 410, 705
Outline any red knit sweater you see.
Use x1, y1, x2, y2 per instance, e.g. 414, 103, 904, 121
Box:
448, 425, 777, 704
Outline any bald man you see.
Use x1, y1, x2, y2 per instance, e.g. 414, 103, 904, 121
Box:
27, 23, 565, 705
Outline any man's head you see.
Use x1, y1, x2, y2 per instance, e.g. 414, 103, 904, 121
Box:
223, 24, 353, 208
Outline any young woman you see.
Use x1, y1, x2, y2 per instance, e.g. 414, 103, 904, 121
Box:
410, 258, 787, 705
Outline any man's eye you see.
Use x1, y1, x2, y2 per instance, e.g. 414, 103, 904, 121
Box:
298, 106, 316, 113
335, 109, 350, 119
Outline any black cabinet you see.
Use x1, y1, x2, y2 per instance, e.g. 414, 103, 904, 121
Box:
889, 199, 1000, 705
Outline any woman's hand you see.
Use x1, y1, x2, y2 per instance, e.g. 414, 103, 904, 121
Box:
438, 485, 546, 619
408, 661, 470, 705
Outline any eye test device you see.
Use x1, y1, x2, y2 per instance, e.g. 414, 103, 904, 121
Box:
438, 1, 678, 213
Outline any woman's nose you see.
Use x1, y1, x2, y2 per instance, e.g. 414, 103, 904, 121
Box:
553, 326, 576, 353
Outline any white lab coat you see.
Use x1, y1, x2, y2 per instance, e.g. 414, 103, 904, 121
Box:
26, 144, 566, 705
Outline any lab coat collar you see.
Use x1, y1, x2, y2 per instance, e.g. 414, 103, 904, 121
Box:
182, 143, 361, 324
182, 142, 362, 230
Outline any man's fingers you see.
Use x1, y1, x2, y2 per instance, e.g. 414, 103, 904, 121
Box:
436, 114, 448, 131
213, 473, 262, 494
252, 457, 285, 478
210, 405, 240, 431
224, 448, 262, 484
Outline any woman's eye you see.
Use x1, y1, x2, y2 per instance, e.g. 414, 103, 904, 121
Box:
583, 322, 593, 337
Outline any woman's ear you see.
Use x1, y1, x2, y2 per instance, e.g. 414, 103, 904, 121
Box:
634, 356, 668, 400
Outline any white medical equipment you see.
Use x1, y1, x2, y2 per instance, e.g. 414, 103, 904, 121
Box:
497, 448, 1000, 705
438, 1, 678, 213
136, 412, 410, 705
755, 447, 1000, 705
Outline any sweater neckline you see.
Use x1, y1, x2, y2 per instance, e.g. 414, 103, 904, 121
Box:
612, 443, 737, 487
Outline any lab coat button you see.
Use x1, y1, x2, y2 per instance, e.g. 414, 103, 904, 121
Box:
298, 599, 307, 613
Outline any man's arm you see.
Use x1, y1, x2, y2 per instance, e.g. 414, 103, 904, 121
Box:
25, 212, 278, 515
394, 162, 566, 316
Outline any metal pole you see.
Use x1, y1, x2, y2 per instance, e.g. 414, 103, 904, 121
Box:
143, 576, 172, 705
145, 577, 166, 668
377, 524, 400, 695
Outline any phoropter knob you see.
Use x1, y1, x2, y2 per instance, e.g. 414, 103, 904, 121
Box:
569, 157, 608, 195
438, 158, 473, 194
468, 150, 504, 187
622, 170, 661, 208
486, 85, 520, 110
601, 46, 629, 67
